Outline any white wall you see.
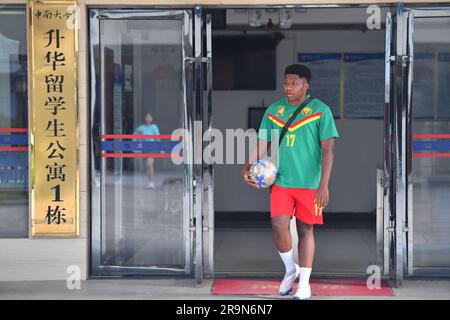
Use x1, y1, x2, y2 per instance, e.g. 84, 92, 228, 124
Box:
214, 120, 383, 213
226, 7, 390, 26
0, 239, 88, 281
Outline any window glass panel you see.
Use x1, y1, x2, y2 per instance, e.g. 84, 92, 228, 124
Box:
0, 7, 28, 238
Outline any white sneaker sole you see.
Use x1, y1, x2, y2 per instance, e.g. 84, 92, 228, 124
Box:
293, 286, 312, 300
279, 265, 300, 296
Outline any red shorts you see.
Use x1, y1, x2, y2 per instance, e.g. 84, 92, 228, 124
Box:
270, 185, 323, 225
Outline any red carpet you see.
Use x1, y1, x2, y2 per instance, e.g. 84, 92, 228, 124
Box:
211, 279, 394, 297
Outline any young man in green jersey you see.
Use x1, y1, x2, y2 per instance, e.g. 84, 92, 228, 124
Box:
242, 64, 339, 299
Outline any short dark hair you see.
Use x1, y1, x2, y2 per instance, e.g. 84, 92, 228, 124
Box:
284, 64, 312, 83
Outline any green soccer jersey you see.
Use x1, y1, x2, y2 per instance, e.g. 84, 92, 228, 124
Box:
257, 96, 339, 189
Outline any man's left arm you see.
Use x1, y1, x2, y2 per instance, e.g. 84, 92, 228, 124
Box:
315, 138, 336, 209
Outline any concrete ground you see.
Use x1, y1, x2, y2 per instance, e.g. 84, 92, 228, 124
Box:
1, 279, 450, 300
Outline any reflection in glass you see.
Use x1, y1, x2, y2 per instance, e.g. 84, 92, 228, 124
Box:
98, 19, 186, 268
0, 7, 28, 238
413, 17, 450, 267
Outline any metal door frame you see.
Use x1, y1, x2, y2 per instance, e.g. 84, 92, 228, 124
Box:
384, 9, 394, 282
204, 4, 395, 279
204, 12, 215, 279
196, 8, 215, 280
191, 6, 215, 283
88, 8, 196, 277
394, 4, 411, 287
385, 3, 414, 288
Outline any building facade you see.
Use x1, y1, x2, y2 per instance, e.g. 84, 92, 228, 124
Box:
0, 0, 450, 287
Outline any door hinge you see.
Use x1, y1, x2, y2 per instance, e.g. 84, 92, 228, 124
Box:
185, 57, 210, 63
190, 217, 196, 231
190, 217, 209, 232
386, 225, 409, 233
401, 55, 410, 67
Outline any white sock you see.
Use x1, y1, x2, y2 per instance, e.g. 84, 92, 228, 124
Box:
278, 249, 296, 274
299, 267, 312, 288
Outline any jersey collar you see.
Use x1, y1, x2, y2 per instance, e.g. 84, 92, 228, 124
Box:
284, 94, 311, 109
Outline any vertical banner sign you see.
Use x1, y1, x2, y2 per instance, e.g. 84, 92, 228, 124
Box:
29, 0, 79, 237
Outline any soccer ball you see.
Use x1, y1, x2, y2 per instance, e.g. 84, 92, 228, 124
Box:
249, 159, 278, 188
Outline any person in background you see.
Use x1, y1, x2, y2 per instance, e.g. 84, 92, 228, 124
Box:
135, 113, 160, 189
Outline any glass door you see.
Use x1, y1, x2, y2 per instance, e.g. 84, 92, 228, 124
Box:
387, 5, 450, 286
89, 9, 196, 276
405, 6, 450, 276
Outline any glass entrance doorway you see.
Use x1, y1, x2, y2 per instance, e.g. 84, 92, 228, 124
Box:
87, 5, 450, 283
89, 9, 196, 276
211, 6, 389, 277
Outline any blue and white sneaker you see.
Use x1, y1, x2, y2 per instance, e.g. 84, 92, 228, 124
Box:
279, 264, 300, 296
292, 285, 311, 300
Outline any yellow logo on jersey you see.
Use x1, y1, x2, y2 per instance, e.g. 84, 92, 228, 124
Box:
302, 107, 312, 116
276, 106, 285, 116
